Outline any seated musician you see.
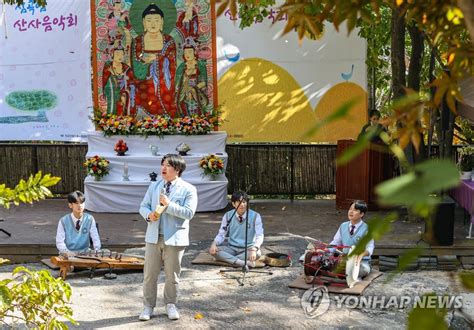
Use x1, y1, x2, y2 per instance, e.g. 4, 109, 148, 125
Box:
209, 191, 264, 268
55, 191, 101, 256
330, 200, 374, 278
326, 200, 374, 279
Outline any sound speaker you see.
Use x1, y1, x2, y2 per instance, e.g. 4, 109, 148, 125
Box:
426, 199, 455, 246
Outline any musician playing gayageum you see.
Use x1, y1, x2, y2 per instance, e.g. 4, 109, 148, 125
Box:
327, 200, 374, 278
209, 191, 264, 268
55, 191, 101, 256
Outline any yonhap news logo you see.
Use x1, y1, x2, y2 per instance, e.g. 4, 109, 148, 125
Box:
301, 288, 463, 318
300, 286, 330, 318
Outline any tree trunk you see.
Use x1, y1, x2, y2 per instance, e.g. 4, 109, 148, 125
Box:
391, 7, 406, 100
407, 24, 424, 92
428, 50, 436, 159
407, 23, 427, 163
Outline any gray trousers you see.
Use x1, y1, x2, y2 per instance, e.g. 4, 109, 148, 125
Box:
214, 245, 261, 265
143, 237, 185, 308
359, 261, 371, 278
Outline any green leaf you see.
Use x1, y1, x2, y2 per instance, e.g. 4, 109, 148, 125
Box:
0, 283, 12, 308
349, 213, 395, 257
459, 272, 474, 291
407, 295, 448, 330
39, 174, 61, 187
397, 247, 422, 271
303, 97, 361, 138
336, 134, 371, 166
376, 159, 460, 207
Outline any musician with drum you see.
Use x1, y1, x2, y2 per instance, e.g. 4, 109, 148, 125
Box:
326, 200, 374, 279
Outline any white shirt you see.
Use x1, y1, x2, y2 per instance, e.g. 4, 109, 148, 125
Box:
213, 211, 264, 248
146, 177, 178, 221
56, 213, 101, 253
329, 220, 374, 256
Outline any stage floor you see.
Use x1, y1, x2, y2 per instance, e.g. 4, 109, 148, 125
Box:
1, 198, 473, 262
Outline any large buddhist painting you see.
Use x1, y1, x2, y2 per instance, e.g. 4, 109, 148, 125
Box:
92, 0, 215, 119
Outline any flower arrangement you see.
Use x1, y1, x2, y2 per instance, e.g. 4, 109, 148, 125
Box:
199, 154, 225, 178
135, 115, 172, 136
172, 115, 212, 135
84, 155, 110, 180
92, 112, 136, 136
114, 139, 128, 156
458, 145, 474, 171
91, 109, 219, 137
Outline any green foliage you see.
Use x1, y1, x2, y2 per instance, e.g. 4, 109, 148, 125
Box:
0, 172, 61, 209
457, 117, 474, 144
349, 214, 395, 257
0, 267, 75, 328
457, 145, 474, 171
459, 154, 473, 171
375, 159, 460, 208
459, 272, 474, 291
407, 294, 448, 330
397, 247, 423, 272
357, 4, 393, 111
0, 172, 72, 328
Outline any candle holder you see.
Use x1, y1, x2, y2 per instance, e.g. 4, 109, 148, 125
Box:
123, 162, 130, 181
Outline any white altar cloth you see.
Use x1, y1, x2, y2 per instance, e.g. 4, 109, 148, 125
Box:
84, 132, 229, 213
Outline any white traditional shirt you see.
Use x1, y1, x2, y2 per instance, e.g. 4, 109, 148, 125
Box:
329, 220, 374, 256
56, 212, 101, 253
213, 211, 264, 248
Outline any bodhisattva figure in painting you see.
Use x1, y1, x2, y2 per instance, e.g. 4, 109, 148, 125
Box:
131, 4, 177, 117
102, 46, 135, 116
107, 0, 132, 65
176, 0, 199, 42
175, 38, 208, 116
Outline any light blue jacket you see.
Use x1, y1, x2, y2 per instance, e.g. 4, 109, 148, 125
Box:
139, 178, 198, 246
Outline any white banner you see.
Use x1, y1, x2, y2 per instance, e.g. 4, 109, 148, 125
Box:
0, 0, 92, 141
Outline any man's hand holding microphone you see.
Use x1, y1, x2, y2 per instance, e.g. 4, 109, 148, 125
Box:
148, 187, 170, 222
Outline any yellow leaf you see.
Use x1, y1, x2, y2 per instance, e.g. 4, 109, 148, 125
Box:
396, 0, 404, 6
0, 258, 10, 265
448, 53, 455, 64
446, 7, 464, 24
194, 312, 204, 320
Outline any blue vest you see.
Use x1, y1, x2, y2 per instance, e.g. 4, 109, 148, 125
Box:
61, 213, 93, 252
339, 221, 371, 262
225, 209, 257, 248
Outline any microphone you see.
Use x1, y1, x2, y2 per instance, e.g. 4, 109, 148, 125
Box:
154, 187, 168, 219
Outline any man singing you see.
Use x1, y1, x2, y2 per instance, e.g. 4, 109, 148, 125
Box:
138, 154, 198, 321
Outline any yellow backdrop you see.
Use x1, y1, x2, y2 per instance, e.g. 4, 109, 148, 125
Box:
218, 58, 368, 143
